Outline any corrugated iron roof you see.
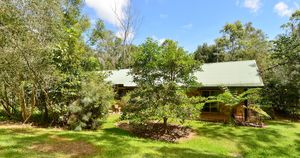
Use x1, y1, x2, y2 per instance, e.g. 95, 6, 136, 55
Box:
104, 60, 264, 87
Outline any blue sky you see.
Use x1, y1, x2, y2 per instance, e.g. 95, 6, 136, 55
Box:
83, 0, 299, 52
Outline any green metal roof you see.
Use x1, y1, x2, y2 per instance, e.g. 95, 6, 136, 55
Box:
104, 60, 264, 87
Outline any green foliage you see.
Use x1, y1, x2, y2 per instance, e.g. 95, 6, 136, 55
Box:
194, 43, 224, 63
89, 19, 135, 69
123, 85, 204, 124
116, 93, 131, 111
261, 10, 300, 119
247, 105, 270, 118
67, 72, 114, 130
207, 88, 270, 123
0, 0, 114, 130
123, 38, 203, 125
0, 0, 64, 122
216, 21, 270, 62
210, 21, 271, 71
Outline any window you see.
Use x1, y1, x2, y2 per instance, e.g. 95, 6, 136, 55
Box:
203, 104, 210, 112
210, 103, 219, 112
201, 90, 220, 112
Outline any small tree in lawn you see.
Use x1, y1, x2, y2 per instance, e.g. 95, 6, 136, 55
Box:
122, 38, 203, 128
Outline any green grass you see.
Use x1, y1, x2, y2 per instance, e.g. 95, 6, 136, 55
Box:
0, 114, 299, 158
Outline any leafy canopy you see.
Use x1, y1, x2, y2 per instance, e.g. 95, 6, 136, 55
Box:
0, 0, 114, 130
262, 10, 300, 117
123, 38, 203, 125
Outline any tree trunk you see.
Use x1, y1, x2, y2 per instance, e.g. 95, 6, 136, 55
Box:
0, 100, 11, 118
163, 117, 168, 133
23, 85, 36, 124
42, 89, 49, 123
43, 103, 49, 124
244, 99, 248, 122
3, 84, 12, 115
244, 88, 248, 122
18, 86, 27, 121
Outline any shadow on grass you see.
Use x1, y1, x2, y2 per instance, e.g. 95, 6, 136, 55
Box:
195, 121, 298, 157
0, 117, 143, 158
56, 125, 231, 158
0, 128, 51, 158
1, 118, 299, 158
143, 146, 230, 158
266, 120, 297, 128
56, 126, 140, 157
296, 133, 300, 152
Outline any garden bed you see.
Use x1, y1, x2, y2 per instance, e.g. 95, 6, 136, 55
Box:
117, 122, 195, 142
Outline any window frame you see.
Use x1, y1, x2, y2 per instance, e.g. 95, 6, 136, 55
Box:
201, 90, 220, 113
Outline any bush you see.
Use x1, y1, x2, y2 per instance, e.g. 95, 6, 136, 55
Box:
67, 73, 114, 130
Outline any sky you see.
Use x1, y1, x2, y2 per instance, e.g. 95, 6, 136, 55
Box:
83, 0, 300, 52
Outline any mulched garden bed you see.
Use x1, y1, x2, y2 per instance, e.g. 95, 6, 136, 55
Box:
117, 122, 195, 142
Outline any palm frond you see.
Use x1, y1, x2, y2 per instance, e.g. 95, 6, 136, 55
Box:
247, 104, 270, 118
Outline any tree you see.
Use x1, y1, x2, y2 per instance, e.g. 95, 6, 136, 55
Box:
262, 10, 300, 118
194, 43, 224, 63
89, 20, 124, 69
45, 0, 114, 129
113, 0, 141, 68
0, 0, 63, 122
215, 21, 271, 69
122, 38, 203, 127
0, 0, 114, 129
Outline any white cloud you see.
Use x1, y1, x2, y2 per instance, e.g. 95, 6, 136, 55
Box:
159, 14, 168, 18
85, 0, 129, 27
158, 38, 166, 45
182, 23, 193, 29
152, 35, 166, 45
243, 0, 261, 12
85, 0, 136, 41
274, 2, 294, 17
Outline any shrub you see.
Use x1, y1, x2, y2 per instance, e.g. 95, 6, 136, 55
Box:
67, 73, 114, 130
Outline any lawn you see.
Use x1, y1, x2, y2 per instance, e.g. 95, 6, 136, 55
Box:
0, 114, 299, 158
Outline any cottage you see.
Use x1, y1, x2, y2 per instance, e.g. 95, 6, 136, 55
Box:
105, 60, 264, 122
